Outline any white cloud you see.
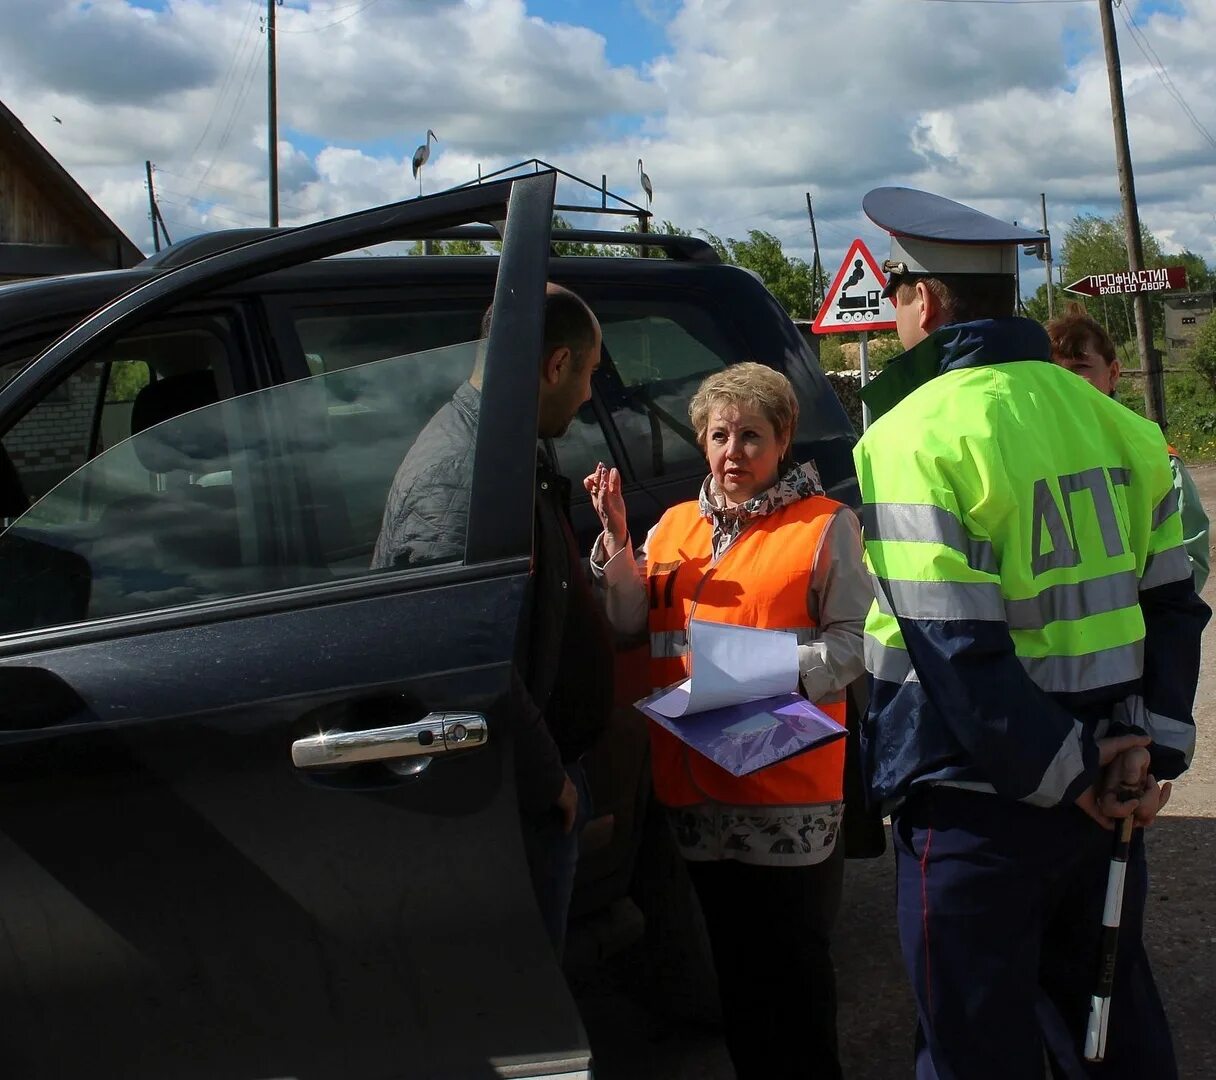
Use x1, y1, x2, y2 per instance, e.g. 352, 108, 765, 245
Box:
0, 0, 1211, 274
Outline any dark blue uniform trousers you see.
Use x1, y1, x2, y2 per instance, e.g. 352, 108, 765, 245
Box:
892, 787, 1175, 1080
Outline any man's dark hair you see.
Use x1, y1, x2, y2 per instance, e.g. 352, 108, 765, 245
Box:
893, 273, 1016, 325
480, 284, 599, 369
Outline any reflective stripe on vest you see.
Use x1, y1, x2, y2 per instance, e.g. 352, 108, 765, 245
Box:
644, 496, 847, 808
865, 631, 1145, 694
1113, 694, 1196, 767
1141, 544, 1191, 590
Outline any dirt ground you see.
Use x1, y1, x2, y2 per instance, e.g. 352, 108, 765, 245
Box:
570, 465, 1216, 1079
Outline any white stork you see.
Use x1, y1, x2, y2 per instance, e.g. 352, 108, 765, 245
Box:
411, 129, 438, 195
637, 158, 653, 208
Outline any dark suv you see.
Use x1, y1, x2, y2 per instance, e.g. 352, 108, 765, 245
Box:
0, 172, 856, 1078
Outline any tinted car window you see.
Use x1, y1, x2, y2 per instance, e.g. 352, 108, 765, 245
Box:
0, 340, 482, 634
591, 301, 731, 482
294, 305, 486, 374
1, 320, 235, 522
287, 304, 491, 560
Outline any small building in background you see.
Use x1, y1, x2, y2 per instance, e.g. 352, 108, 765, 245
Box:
1163, 291, 1215, 363
0, 98, 142, 283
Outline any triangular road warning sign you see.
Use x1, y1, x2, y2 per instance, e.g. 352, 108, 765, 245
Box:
812, 238, 897, 334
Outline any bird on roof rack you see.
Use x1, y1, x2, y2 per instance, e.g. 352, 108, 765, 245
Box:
412, 129, 438, 196
638, 158, 653, 209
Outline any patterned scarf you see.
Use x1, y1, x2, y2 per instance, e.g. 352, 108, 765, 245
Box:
698, 460, 825, 562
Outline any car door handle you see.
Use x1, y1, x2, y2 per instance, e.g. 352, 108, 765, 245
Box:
291, 712, 488, 772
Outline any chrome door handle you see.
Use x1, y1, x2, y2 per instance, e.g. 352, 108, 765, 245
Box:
291, 711, 488, 771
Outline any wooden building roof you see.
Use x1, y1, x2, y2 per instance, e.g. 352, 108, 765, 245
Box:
0, 98, 143, 279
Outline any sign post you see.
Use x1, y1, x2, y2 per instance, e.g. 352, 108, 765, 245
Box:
858, 332, 872, 430
812, 239, 896, 432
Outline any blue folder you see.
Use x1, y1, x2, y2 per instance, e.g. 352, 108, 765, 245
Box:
636, 689, 847, 777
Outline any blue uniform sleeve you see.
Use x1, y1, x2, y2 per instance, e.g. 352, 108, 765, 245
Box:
1133, 576, 1208, 780
1171, 455, 1210, 592
881, 611, 1100, 806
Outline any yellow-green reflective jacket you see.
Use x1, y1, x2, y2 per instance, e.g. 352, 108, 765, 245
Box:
854, 318, 1209, 808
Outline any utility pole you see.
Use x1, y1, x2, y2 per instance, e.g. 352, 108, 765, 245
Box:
1013, 222, 1023, 314
266, 0, 280, 227
1098, 0, 1164, 426
1041, 192, 1055, 320
145, 160, 161, 253
144, 161, 172, 251
806, 193, 824, 312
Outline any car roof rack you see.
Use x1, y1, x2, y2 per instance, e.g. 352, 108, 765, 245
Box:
140, 223, 720, 269
141, 158, 718, 268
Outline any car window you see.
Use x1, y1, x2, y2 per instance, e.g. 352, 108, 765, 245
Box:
293, 305, 487, 375
593, 301, 733, 481
286, 303, 493, 563
0, 319, 235, 527
0, 339, 483, 635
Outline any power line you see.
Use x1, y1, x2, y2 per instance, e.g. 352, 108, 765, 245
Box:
156, 172, 315, 217
1119, 2, 1216, 153
158, 184, 316, 222
193, 30, 266, 195
188, 0, 262, 159
287, 0, 376, 12
158, 197, 268, 230
911, 0, 1089, 5
275, 0, 386, 32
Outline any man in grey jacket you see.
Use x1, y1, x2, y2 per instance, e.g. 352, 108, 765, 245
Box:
373, 284, 613, 955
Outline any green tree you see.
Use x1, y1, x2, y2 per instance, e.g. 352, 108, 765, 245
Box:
607, 218, 692, 258
1054, 213, 1216, 346
1023, 281, 1052, 326
1189, 311, 1216, 395
1162, 249, 1215, 293
700, 229, 815, 318
409, 237, 487, 255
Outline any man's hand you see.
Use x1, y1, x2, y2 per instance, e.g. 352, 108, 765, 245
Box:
555, 773, 579, 835
1132, 775, 1172, 828
1096, 733, 1151, 769
1075, 734, 1151, 829
584, 463, 628, 557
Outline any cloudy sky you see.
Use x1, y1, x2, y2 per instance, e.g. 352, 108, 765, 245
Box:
2, 0, 1213, 290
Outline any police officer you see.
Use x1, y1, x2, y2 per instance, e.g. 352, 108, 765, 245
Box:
852, 187, 1209, 1079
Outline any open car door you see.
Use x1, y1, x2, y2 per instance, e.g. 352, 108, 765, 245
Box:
0, 174, 591, 1079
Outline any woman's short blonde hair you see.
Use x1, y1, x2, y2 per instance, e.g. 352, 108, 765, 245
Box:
688, 362, 799, 460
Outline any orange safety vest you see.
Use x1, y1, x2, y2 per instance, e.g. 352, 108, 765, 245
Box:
644, 495, 848, 808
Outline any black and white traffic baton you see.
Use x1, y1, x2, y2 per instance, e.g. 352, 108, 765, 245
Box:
1083, 814, 1135, 1063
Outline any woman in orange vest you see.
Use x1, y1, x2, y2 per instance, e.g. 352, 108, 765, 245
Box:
587, 362, 869, 1080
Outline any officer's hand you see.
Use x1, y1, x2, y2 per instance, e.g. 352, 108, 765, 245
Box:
1075, 784, 1137, 831
1132, 775, 1172, 828
1095, 734, 1151, 767
1077, 738, 1151, 828
555, 773, 579, 835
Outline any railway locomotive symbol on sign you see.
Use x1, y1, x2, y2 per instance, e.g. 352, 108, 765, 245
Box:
812, 238, 897, 334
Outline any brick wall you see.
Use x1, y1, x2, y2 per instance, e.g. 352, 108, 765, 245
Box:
5, 360, 104, 499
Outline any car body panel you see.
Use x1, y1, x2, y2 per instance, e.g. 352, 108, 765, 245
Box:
0, 174, 592, 1078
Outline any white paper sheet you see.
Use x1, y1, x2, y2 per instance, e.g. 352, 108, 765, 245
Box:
646, 619, 800, 718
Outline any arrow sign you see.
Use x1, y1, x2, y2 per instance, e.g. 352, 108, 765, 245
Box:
1064, 266, 1188, 297
812, 239, 897, 334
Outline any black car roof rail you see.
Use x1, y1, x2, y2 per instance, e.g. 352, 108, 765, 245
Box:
139, 223, 720, 269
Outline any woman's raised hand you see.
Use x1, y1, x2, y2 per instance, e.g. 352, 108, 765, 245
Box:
584, 462, 628, 554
